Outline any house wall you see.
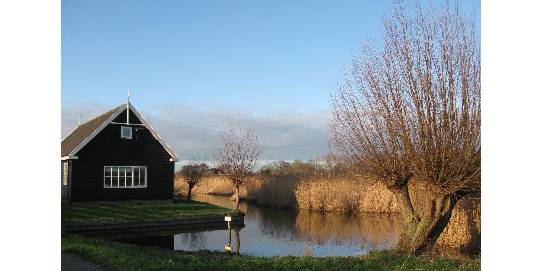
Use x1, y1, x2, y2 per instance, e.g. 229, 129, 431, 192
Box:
69, 109, 175, 201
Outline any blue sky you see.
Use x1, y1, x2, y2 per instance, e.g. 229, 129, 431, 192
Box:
62, 0, 480, 161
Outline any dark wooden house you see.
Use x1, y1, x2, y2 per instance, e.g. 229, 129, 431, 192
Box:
61, 102, 178, 201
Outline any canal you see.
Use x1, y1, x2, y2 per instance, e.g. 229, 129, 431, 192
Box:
113, 194, 401, 257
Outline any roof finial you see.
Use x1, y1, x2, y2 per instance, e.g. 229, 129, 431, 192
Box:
127, 88, 131, 124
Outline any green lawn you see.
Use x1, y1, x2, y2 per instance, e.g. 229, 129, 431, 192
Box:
62, 200, 235, 224
62, 234, 480, 271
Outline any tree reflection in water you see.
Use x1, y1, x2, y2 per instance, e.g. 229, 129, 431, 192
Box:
225, 226, 241, 254
186, 194, 403, 256
234, 228, 240, 254
253, 207, 401, 250
255, 208, 299, 241
294, 210, 401, 250
177, 232, 207, 250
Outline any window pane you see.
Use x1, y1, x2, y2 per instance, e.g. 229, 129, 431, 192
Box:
104, 166, 147, 188
63, 163, 68, 185
105, 176, 112, 187
126, 167, 131, 186
140, 168, 146, 186
119, 167, 124, 187
133, 168, 140, 186
121, 126, 132, 139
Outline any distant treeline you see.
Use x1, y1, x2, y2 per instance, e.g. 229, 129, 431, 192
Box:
257, 154, 361, 179
176, 154, 362, 180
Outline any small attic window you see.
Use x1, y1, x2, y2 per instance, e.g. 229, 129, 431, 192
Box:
121, 126, 132, 139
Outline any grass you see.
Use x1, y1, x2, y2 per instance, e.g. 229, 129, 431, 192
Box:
62, 234, 480, 271
62, 200, 235, 224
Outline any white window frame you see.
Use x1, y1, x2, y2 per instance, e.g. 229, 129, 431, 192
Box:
104, 166, 147, 188
121, 126, 132, 139
62, 162, 68, 186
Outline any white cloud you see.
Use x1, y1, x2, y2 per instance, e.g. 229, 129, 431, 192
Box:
62, 103, 330, 160
61, 102, 111, 138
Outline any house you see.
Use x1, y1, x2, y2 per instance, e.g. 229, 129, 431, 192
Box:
61, 101, 178, 201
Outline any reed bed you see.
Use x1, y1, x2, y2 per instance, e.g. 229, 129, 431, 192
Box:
437, 197, 481, 250
175, 176, 248, 197
295, 177, 398, 213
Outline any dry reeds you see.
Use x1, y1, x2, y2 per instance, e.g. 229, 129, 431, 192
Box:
174, 176, 248, 198
436, 197, 481, 251
295, 177, 398, 213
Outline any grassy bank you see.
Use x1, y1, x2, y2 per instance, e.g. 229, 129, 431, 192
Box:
62, 234, 480, 271
62, 200, 234, 224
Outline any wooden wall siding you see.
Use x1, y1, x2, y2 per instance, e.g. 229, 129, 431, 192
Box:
70, 108, 174, 201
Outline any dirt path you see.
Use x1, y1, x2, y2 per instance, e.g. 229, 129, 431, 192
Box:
62, 253, 105, 271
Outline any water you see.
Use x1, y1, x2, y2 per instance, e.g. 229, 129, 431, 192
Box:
114, 194, 401, 257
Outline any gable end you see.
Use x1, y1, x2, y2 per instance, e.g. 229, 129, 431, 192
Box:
61, 103, 178, 161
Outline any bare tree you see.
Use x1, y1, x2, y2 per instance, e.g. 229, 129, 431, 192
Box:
330, 1, 480, 254
176, 162, 209, 200
214, 124, 261, 210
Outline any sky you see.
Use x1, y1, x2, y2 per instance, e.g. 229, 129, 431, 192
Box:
62, 0, 480, 161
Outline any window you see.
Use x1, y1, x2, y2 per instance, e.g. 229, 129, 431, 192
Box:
121, 126, 132, 139
104, 166, 147, 188
62, 162, 68, 185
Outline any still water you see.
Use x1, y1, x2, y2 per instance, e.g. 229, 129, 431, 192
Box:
115, 194, 401, 257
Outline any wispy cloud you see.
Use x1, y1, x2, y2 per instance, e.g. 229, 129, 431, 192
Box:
62, 103, 330, 160
61, 103, 111, 138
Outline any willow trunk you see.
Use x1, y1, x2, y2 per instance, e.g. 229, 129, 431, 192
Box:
186, 183, 194, 200
390, 185, 458, 254
234, 185, 240, 210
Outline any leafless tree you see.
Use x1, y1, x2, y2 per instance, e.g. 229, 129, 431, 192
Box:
176, 161, 209, 200
214, 124, 261, 210
330, 1, 480, 253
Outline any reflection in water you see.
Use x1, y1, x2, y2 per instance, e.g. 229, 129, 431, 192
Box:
177, 232, 207, 250
234, 228, 240, 254
185, 194, 400, 256
224, 218, 241, 254
113, 194, 401, 257
225, 224, 231, 253
294, 210, 400, 251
